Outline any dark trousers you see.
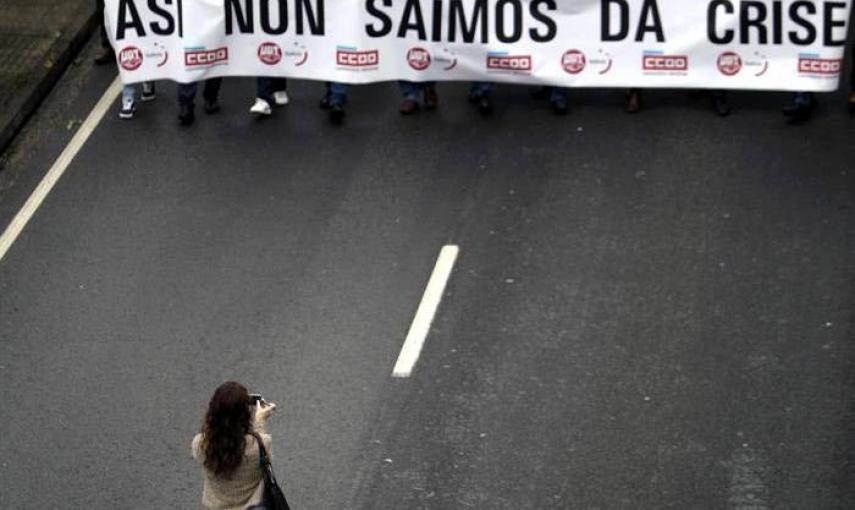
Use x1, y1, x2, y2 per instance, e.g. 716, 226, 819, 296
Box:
96, 0, 110, 48
851, 44, 855, 90
177, 79, 223, 107
257, 78, 287, 103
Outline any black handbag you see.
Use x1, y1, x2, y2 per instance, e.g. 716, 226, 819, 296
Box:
251, 432, 291, 510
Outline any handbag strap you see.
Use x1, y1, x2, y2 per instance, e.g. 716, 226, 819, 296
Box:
250, 432, 270, 467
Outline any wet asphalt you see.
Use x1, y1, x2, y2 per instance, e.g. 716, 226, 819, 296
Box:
0, 37, 854, 509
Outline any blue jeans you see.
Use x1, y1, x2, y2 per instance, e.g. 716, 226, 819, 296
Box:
328, 82, 347, 106
550, 87, 567, 103
257, 77, 287, 103
177, 78, 222, 107
470, 82, 493, 97
793, 91, 813, 106
122, 82, 153, 102
398, 81, 436, 101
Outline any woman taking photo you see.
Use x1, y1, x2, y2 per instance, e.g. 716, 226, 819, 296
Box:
192, 381, 276, 510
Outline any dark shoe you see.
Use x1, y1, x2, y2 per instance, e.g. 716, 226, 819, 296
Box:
329, 104, 345, 125
551, 97, 569, 115
531, 86, 550, 100
625, 90, 641, 114
400, 99, 419, 115
178, 104, 195, 126
423, 86, 438, 110
848, 92, 855, 114
204, 100, 220, 114
468, 90, 482, 104
478, 95, 493, 116
782, 102, 811, 123
713, 95, 731, 117
319, 93, 331, 110
140, 82, 156, 102
94, 46, 114, 65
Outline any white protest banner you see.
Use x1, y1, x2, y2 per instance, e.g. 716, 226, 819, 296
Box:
106, 0, 852, 91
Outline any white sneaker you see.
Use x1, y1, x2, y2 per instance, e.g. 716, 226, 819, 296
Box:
249, 98, 272, 115
272, 90, 290, 106
118, 97, 135, 119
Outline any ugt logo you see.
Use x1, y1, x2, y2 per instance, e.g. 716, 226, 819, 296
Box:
562, 50, 586, 74
717, 51, 742, 76
258, 42, 282, 65
119, 46, 143, 71
407, 47, 431, 71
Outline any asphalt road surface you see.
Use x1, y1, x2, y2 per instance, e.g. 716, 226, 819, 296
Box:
1, 38, 854, 509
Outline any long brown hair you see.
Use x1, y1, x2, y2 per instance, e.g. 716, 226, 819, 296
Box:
201, 381, 252, 478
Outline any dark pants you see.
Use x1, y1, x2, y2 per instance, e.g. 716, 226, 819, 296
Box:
550, 87, 568, 103
793, 91, 813, 106
470, 82, 493, 97
851, 44, 855, 90
177, 79, 222, 107
399, 81, 436, 101
326, 82, 347, 106
96, 0, 110, 48
257, 77, 287, 103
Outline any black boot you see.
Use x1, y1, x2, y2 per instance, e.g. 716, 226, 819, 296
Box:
178, 104, 195, 126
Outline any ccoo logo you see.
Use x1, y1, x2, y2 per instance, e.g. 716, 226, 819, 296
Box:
798, 57, 842, 75
487, 54, 532, 72
643, 53, 688, 71
336, 48, 379, 67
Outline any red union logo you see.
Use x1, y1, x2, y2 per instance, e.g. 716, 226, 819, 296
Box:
336, 49, 379, 67
798, 57, 841, 75
407, 47, 431, 71
185, 47, 229, 67
119, 46, 143, 71
717, 51, 742, 76
643, 54, 688, 71
486, 54, 532, 72
562, 49, 586, 74
258, 42, 282, 65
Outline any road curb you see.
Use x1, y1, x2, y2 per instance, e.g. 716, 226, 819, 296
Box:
0, 4, 98, 164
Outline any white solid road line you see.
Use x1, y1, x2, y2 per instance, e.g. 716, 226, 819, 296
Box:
0, 76, 122, 263
393, 244, 460, 378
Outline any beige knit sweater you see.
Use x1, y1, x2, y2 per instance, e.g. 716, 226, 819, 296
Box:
191, 418, 271, 510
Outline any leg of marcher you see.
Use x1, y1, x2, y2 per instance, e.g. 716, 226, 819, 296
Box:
271, 78, 289, 105
550, 87, 569, 115
625, 88, 642, 113
177, 82, 197, 125
328, 82, 348, 125
251, 78, 274, 115
203, 79, 222, 114
849, 45, 855, 112
782, 91, 813, 123
256, 77, 274, 103
399, 81, 421, 114
469, 82, 493, 116
119, 84, 136, 119
711, 89, 731, 117
93, 0, 114, 64
423, 81, 438, 110
140, 81, 155, 101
